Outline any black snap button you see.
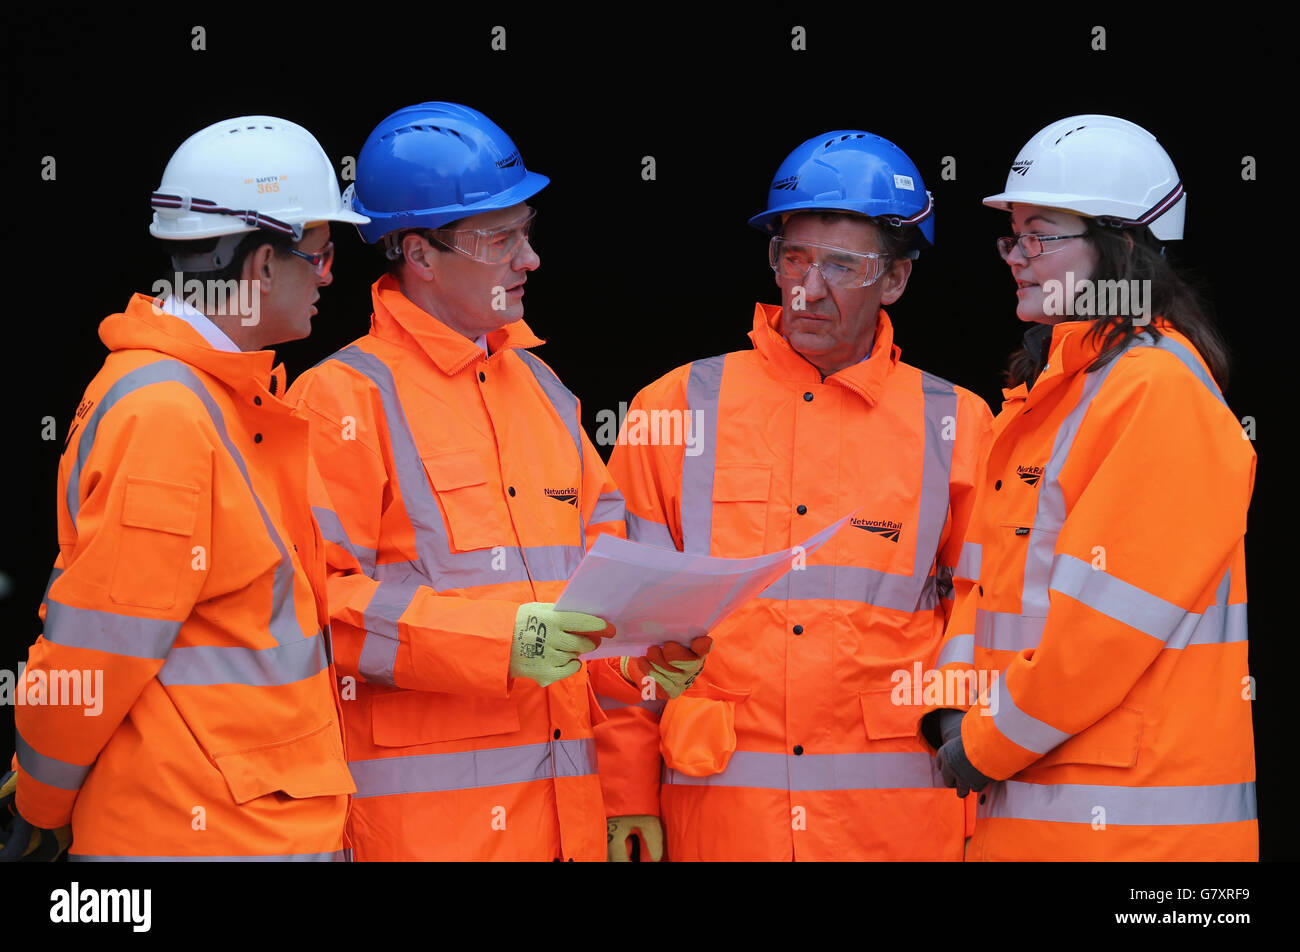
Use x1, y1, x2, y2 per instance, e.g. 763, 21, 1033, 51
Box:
978, 585, 984, 596
793, 745, 804, 756
792, 625, 803, 635
979, 794, 987, 805
293, 545, 298, 552
253, 396, 262, 406
553, 729, 561, 739
479, 371, 486, 382
803, 392, 813, 402
254, 433, 263, 443
566, 858, 574, 862
796, 504, 807, 515
994, 480, 1002, 490
553, 857, 561, 862
508, 486, 516, 497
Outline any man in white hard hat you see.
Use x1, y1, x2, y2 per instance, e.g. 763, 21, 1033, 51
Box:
2, 117, 366, 861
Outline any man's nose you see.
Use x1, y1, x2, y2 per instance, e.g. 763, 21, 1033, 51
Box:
515, 236, 540, 272
801, 262, 829, 299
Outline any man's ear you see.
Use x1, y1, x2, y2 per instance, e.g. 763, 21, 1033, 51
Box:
242, 242, 277, 292
879, 256, 913, 306
401, 232, 439, 281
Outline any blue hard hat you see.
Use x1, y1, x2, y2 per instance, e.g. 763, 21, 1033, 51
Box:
348, 102, 549, 245
749, 131, 935, 250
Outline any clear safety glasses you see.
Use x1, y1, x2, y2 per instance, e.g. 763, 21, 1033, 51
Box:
287, 241, 335, 278
768, 236, 892, 289
996, 233, 1088, 260
430, 207, 537, 264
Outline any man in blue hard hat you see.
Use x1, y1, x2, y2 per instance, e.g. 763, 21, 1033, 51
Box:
285, 103, 709, 861
600, 131, 996, 860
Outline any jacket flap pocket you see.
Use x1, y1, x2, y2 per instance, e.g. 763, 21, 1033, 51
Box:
660, 694, 742, 778
371, 689, 520, 747
712, 465, 771, 502
1034, 704, 1142, 769
212, 722, 355, 805
860, 688, 921, 740
122, 476, 200, 535
422, 450, 488, 491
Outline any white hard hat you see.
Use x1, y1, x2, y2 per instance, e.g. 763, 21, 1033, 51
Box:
150, 116, 368, 268
983, 114, 1185, 241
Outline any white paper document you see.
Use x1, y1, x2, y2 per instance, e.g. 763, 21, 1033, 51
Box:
555, 512, 855, 659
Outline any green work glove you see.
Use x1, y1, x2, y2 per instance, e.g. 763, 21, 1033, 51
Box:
621, 636, 713, 700
607, 814, 665, 862
0, 770, 72, 862
510, 602, 614, 688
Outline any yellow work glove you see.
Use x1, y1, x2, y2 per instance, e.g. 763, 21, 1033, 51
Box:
0, 770, 72, 862
510, 602, 615, 688
607, 814, 665, 862
621, 636, 713, 700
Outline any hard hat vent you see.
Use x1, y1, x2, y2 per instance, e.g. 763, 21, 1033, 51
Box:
824, 133, 867, 148
1054, 124, 1088, 146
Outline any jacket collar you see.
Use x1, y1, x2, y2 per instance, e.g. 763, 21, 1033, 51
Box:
101, 294, 287, 400
749, 302, 900, 407
369, 274, 544, 377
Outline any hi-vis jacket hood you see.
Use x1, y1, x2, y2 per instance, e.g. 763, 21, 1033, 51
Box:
934, 316, 1257, 860
16, 294, 353, 860
599, 301, 994, 860
287, 275, 626, 861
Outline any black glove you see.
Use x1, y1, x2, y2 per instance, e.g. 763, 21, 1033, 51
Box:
935, 735, 992, 799
0, 770, 71, 862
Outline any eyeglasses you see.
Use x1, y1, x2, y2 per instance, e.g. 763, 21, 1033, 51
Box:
769, 237, 892, 289
996, 233, 1088, 260
430, 207, 537, 264
287, 240, 335, 278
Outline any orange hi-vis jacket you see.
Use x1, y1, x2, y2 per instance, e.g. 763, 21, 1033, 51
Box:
15, 295, 354, 861
286, 275, 626, 861
934, 319, 1257, 860
604, 303, 993, 860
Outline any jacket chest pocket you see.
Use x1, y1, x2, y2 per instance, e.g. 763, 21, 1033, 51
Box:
422, 450, 508, 552
110, 476, 201, 610
711, 465, 771, 558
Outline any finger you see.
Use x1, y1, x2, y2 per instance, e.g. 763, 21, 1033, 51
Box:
549, 630, 597, 654
551, 658, 582, 682
688, 635, 714, 656
661, 641, 699, 663
609, 833, 632, 863
641, 823, 665, 862
551, 610, 614, 634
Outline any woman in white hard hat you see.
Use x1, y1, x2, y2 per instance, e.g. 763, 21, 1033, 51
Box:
928, 115, 1257, 860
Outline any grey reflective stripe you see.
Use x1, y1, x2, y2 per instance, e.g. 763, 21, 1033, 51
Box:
980, 779, 1256, 826
1178, 569, 1248, 647
663, 749, 942, 791
15, 730, 91, 792
44, 596, 182, 659
975, 609, 1045, 652
756, 563, 939, 612
325, 347, 585, 592
625, 511, 677, 549
936, 633, 974, 668
515, 349, 587, 545
956, 542, 982, 580
988, 675, 1071, 754
357, 577, 423, 686
679, 355, 725, 555
1144, 332, 1228, 408
594, 692, 667, 715
71, 850, 348, 862
1051, 554, 1192, 642
349, 738, 596, 798
591, 489, 625, 526
312, 506, 377, 574
157, 636, 327, 687
67, 360, 304, 647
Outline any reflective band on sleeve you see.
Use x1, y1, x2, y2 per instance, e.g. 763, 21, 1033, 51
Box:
936, 633, 975, 668
44, 597, 182, 659
757, 563, 939, 613
71, 850, 349, 862
349, 738, 597, 798
663, 749, 942, 791
591, 489, 626, 527
956, 542, 982, 581
988, 676, 1072, 754
679, 355, 726, 555
980, 779, 1256, 826
975, 609, 1045, 652
326, 347, 586, 592
624, 511, 677, 550
67, 360, 306, 647
16, 731, 92, 792
312, 506, 378, 575
156, 635, 327, 687
357, 577, 422, 686
1050, 554, 1189, 642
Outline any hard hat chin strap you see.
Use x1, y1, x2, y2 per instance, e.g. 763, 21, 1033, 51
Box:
151, 192, 305, 240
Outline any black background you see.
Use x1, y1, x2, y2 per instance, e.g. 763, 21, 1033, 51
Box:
2, 7, 1290, 865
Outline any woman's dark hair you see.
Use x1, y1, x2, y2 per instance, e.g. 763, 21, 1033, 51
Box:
1005, 219, 1231, 391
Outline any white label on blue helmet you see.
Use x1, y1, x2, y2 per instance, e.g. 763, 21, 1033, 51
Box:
894, 174, 915, 191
